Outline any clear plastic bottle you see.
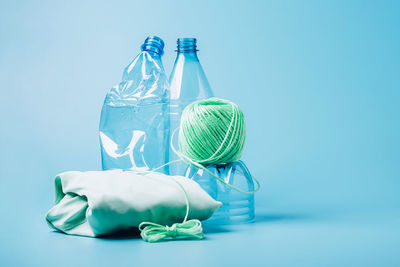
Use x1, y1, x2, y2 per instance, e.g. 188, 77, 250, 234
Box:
99, 36, 169, 173
168, 38, 255, 224
168, 38, 214, 176
184, 161, 255, 224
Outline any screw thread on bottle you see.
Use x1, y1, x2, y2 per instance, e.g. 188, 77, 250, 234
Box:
177, 38, 198, 53
141, 36, 165, 55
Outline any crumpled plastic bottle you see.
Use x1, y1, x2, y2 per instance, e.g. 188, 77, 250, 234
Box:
99, 36, 169, 173
184, 161, 255, 224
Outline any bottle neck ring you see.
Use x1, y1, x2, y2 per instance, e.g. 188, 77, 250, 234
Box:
176, 38, 198, 53
141, 36, 164, 56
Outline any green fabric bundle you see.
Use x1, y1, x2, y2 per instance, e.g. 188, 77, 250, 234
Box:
46, 170, 221, 237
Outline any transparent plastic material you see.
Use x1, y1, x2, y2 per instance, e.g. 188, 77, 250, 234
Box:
99, 36, 169, 172
168, 38, 214, 176
168, 38, 255, 224
184, 161, 255, 224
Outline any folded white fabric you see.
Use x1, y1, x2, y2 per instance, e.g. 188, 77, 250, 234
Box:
46, 170, 222, 237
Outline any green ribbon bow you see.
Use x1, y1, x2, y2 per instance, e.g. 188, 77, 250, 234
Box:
138, 177, 205, 243
139, 219, 204, 242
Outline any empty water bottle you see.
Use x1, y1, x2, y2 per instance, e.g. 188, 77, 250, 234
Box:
99, 36, 169, 172
168, 38, 214, 176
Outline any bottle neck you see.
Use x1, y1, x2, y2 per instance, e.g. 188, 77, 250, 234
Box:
176, 38, 198, 53
141, 50, 165, 71
141, 36, 165, 69
176, 51, 199, 61
141, 36, 164, 55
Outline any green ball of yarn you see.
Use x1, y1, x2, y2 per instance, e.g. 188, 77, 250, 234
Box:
178, 97, 246, 165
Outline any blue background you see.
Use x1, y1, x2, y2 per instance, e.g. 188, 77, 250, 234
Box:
1, 0, 399, 266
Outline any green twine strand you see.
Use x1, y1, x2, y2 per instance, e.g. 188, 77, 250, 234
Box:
138, 177, 204, 242
139, 220, 203, 243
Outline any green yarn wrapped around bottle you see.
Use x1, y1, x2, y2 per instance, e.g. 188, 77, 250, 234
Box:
178, 98, 246, 165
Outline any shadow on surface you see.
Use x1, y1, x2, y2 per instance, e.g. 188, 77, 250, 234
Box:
98, 228, 141, 240
203, 223, 233, 234
254, 213, 315, 224
201, 212, 316, 233
50, 228, 142, 240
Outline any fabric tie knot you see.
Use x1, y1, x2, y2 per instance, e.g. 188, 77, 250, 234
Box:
166, 224, 178, 237
139, 219, 204, 243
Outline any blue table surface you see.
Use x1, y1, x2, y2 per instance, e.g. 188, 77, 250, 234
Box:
1, 194, 399, 266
